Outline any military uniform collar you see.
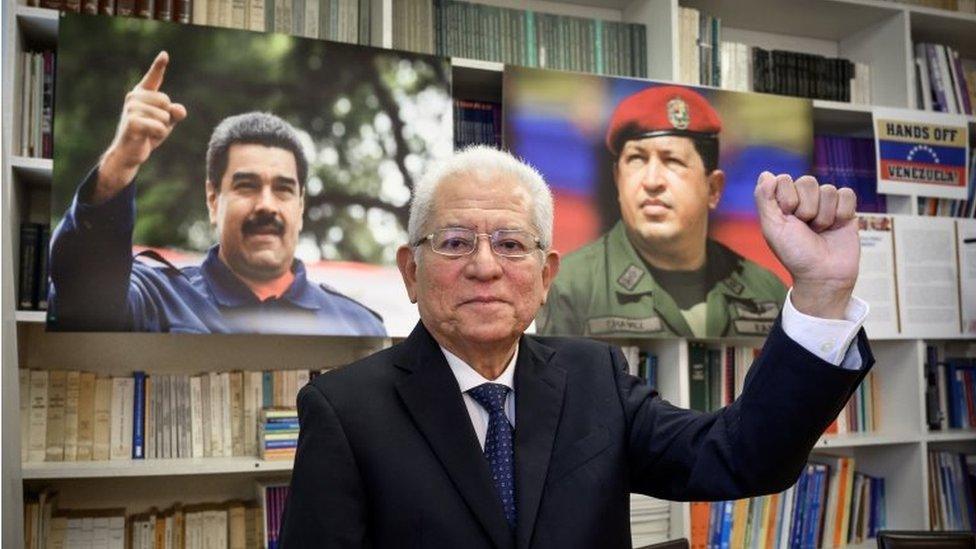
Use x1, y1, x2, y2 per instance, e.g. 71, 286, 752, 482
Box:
201, 246, 321, 310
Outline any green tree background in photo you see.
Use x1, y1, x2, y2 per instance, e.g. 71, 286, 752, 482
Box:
53, 14, 452, 266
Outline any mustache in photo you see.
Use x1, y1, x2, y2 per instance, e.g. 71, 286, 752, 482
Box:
242, 212, 285, 236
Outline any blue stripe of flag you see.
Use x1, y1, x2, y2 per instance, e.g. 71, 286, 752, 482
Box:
878, 141, 967, 166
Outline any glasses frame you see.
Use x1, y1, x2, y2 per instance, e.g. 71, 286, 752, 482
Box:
415, 227, 544, 258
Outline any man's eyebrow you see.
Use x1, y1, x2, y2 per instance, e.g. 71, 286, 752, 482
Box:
229, 172, 298, 186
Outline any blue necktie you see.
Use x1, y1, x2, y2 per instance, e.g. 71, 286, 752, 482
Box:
468, 382, 516, 530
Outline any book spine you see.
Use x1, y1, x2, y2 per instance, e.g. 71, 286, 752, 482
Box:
18, 223, 39, 310
133, 371, 146, 459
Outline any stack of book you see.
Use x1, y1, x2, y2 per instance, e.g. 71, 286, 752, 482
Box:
259, 408, 299, 460
389, 0, 647, 77
914, 42, 975, 114
30, 0, 370, 45
813, 135, 886, 214
620, 346, 658, 390
18, 50, 55, 159
752, 48, 867, 103
929, 450, 976, 531
20, 368, 315, 463
687, 343, 762, 413
925, 346, 976, 430
677, 6, 721, 87
690, 457, 886, 548
825, 370, 881, 436
257, 482, 290, 549
18, 222, 51, 311
629, 495, 671, 547
454, 100, 501, 150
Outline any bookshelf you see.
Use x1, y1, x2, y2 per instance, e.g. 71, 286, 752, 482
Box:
2, 1, 975, 548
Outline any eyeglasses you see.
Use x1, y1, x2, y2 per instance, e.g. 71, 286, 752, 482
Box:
415, 228, 543, 258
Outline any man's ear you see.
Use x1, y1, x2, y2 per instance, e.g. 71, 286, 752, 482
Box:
707, 169, 726, 210
396, 245, 419, 304
539, 250, 561, 305
206, 180, 218, 225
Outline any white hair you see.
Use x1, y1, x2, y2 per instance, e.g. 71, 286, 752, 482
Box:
407, 146, 554, 252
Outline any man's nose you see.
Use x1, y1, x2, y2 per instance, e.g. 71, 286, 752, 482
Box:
641, 157, 667, 192
464, 236, 503, 280
254, 184, 279, 211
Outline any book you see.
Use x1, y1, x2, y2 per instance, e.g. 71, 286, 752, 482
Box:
93, 377, 113, 460
109, 377, 134, 460
27, 370, 48, 462
45, 370, 67, 462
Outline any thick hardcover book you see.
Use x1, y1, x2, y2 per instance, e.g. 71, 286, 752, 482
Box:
688, 343, 709, 412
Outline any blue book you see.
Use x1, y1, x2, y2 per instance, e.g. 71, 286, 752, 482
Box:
132, 371, 146, 459
708, 502, 722, 549
263, 371, 274, 409
790, 465, 811, 548
719, 500, 734, 549
805, 464, 827, 548
264, 440, 298, 450
645, 354, 658, 389
263, 421, 300, 431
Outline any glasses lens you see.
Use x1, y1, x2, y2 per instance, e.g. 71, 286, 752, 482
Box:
491, 230, 535, 257
432, 229, 476, 256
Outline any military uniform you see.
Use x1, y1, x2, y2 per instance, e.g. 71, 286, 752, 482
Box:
537, 222, 787, 338
48, 169, 387, 336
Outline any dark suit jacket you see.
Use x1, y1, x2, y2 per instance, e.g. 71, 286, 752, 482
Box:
279, 319, 873, 548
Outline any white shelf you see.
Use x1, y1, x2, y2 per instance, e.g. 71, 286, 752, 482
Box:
451, 57, 504, 72
925, 430, 976, 443
14, 310, 46, 323
21, 457, 294, 479
815, 431, 921, 449
15, 5, 58, 45
10, 155, 52, 187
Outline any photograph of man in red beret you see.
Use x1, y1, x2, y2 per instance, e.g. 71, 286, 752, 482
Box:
537, 85, 788, 338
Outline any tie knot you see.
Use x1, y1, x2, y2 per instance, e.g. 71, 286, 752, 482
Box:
468, 383, 510, 414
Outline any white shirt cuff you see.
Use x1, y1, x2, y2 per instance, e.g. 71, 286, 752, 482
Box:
781, 288, 869, 370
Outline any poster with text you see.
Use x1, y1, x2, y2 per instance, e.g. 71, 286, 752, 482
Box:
874, 107, 970, 200
893, 216, 961, 338
853, 215, 900, 338
49, 14, 452, 336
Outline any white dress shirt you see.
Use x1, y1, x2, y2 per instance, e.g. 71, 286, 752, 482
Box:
442, 291, 870, 450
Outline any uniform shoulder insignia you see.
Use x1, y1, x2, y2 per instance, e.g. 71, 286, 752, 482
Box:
317, 283, 384, 323
616, 264, 645, 291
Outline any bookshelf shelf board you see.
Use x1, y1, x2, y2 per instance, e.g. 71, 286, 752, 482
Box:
15, 5, 58, 45
451, 57, 504, 73
925, 430, 976, 443
910, 10, 976, 58
681, 0, 901, 41
21, 456, 295, 479
815, 432, 920, 448
812, 99, 874, 113
11, 156, 52, 187
14, 310, 46, 323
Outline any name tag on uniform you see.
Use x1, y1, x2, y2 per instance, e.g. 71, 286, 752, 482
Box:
588, 316, 663, 335
733, 319, 774, 335
731, 301, 780, 320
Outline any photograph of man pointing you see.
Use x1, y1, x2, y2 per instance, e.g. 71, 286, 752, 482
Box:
48, 15, 453, 335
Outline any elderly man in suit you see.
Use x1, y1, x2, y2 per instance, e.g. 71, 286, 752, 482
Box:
280, 146, 872, 548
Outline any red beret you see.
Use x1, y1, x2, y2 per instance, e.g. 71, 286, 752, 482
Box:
605, 85, 722, 155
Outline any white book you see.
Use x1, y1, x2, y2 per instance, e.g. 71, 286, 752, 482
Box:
181, 375, 192, 458
209, 372, 223, 457
935, 45, 959, 113
946, 46, 965, 114
28, 369, 48, 462
201, 374, 213, 457
108, 516, 125, 549
243, 371, 262, 456
161, 375, 172, 459
20, 369, 30, 463
190, 376, 205, 458
246, 0, 265, 31
110, 377, 134, 460
221, 372, 233, 457
45, 370, 67, 462
231, 0, 247, 28
916, 44, 933, 110
192, 0, 207, 24
63, 371, 80, 461
175, 375, 185, 458
145, 376, 154, 460
303, 0, 318, 38
92, 516, 109, 549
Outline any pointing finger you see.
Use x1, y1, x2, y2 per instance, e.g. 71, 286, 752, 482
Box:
137, 51, 169, 92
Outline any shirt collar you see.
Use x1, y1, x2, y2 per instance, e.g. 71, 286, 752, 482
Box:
440, 344, 518, 394
201, 245, 321, 310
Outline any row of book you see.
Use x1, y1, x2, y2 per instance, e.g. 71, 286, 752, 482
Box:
258, 409, 299, 460
929, 451, 976, 531
752, 47, 869, 104
30, 0, 370, 45
687, 343, 761, 413
620, 346, 659, 391
392, 0, 648, 78
20, 368, 312, 463
918, 148, 976, 218
914, 42, 976, 115
24, 484, 287, 549
677, 7, 721, 88
454, 99, 501, 150
813, 135, 886, 214
18, 50, 55, 159
825, 371, 881, 436
925, 349, 976, 430
690, 457, 886, 549
18, 222, 51, 311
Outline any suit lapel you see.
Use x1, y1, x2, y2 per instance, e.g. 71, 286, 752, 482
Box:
394, 322, 515, 549
514, 336, 565, 549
